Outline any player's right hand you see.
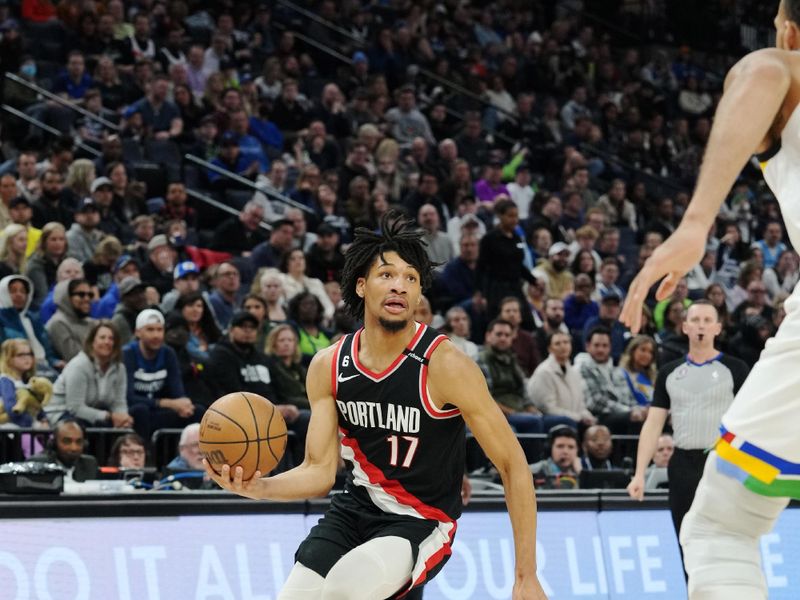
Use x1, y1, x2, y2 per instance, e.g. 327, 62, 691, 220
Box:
203, 460, 264, 500
620, 221, 707, 333
627, 474, 645, 501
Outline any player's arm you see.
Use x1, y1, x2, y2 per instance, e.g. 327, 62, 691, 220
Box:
627, 407, 668, 501
622, 49, 792, 332
428, 343, 547, 600
204, 345, 340, 501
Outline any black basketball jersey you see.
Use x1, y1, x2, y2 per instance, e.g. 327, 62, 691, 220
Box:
332, 323, 466, 524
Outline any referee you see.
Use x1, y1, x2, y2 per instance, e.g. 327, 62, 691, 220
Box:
627, 300, 749, 540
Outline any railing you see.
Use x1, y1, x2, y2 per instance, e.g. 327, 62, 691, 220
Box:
0, 427, 135, 465
1, 104, 101, 157
185, 188, 272, 231
184, 153, 315, 215
5, 72, 121, 132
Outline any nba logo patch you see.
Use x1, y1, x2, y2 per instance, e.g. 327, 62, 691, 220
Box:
675, 365, 689, 380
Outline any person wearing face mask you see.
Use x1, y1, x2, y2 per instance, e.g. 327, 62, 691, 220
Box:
30, 419, 98, 482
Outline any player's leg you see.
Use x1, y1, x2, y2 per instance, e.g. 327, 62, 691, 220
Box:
321, 536, 414, 600
277, 563, 324, 600
680, 452, 789, 600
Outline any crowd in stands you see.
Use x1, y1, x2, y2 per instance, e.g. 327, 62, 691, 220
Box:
0, 0, 791, 488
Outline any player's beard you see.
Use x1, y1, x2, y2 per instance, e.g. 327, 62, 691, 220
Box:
378, 317, 407, 333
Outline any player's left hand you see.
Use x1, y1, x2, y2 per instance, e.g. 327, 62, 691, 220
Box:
461, 474, 472, 506
513, 577, 548, 599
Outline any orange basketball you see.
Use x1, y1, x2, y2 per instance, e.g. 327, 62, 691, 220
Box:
199, 392, 288, 480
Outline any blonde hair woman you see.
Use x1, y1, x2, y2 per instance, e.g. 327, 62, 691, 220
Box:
64, 159, 96, 199
619, 335, 658, 406
0, 224, 29, 276
25, 222, 68, 304
265, 324, 308, 409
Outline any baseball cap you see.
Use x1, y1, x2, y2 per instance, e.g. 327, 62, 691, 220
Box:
317, 223, 338, 236
601, 293, 622, 304
76, 197, 99, 213
135, 308, 165, 330
220, 131, 239, 146
352, 51, 368, 64
230, 310, 259, 328
147, 234, 169, 253
90, 176, 113, 193
113, 254, 137, 274
548, 241, 570, 257
173, 261, 200, 280
8, 196, 30, 209
118, 276, 146, 297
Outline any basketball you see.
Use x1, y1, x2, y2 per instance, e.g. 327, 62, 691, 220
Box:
199, 392, 288, 480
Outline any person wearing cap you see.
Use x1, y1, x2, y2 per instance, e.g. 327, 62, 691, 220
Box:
93, 255, 140, 319
305, 223, 344, 283
90, 176, 130, 244
208, 131, 260, 191
532, 241, 575, 300
160, 261, 202, 314
25, 222, 68, 307
46, 279, 97, 362
0, 274, 61, 374
111, 276, 149, 345
140, 234, 176, 298
7, 196, 41, 259
582, 292, 629, 363
123, 308, 203, 439
66, 198, 103, 264
211, 201, 268, 255
474, 159, 510, 204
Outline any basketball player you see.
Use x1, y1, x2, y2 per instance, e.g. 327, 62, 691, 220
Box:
620, 3, 800, 597
205, 212, 547, 599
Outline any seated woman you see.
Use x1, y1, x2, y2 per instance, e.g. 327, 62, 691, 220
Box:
108, 433, 148, 469
0, 224, 29, 279
46, 320, 133, 428
279, 248, 335, 322
527, 331, 596, 429
173, 291, 221, 362
25, 222, 68, 308
620, 335, 658, 406
242, 294, 271, 353
288, 291, 331, 365
0, 338, 49, 428
253, 268, 288, 330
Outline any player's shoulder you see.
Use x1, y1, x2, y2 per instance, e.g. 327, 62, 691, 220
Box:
730, 48, 794, 78
306, 339, 343, 392
427, 337, 480, 376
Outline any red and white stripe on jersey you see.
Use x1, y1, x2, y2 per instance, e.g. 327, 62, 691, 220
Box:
419, 334, 461, 419
351, 324, 427, 382
340, 427, 456, 595
331, 336, 346, 400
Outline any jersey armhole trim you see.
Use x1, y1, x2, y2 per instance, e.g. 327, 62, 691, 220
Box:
331, 336, 346, 401
420, 335, 461, 419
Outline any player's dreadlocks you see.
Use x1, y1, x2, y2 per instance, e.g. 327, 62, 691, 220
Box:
341, 210, 435, 319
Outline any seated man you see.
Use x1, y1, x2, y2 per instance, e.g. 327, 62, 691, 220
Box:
645, 433, 674, 490
166, 423, 204, 472
30, 419, 98, 482
529, 425, 581, 490
580, 424, 615, 470
123, 309, 204, 439
46, 278, 96, 362
579, 326, 643, 433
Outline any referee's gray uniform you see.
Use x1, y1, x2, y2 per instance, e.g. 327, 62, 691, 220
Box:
652, 353, 749, 537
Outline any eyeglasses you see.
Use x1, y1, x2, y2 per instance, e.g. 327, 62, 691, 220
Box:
218, 271, 239, 278
15, 352, 33, 358
120, 448, 145, 456
71, 291, 93, 298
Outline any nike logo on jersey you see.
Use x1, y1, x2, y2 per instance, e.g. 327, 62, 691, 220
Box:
338, 373, 360, 383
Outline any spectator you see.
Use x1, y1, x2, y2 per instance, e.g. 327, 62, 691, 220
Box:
94, 255, 140, 319
728, 314, 772, 368
25, 222, 67, 306
305, 223, 345, 284
417, 204, 453, 268
764, 250, 799, 300
89, 176, 128, 243
436, 233, 478, 309
527, 331, 595, 428
529, 425, 581, 490
160, 261, 201, 315
385, 85, 435, 147
534, 297, 569, 358
619, 335, 658, 406
593, 258, 625, 302
563, 273, 599, 336
162, 313, 215, 409
498, 296, 541, 377
207, 262, 241, 331
16, 152, 40, 204
66, 198, 103, 264
211, 201, 268, 255
474, 160, 509, 205
506, 163, 535, 220
581, 425, 615, 470
30, 419, 98, 481
0, 338, 47, 427
53, 50, 93, 100
38, 258, 84, 324
443, 306, 479, 361
254, 268, 288, 329
582, 293, 629, 362
264, 323, 310, 414
111, 276, 148, 345
124, 309, 203, 439
108, 433, 147, 469
125, 75, 183, 140
251, 218, 294, 270
279, 249, 335, 321
47, 321, 131, 429
288, 291, 331, 364
580, 327, 642, 433
166, 423, 205, 471
46, 279, 95, 362
140, 235, 176, 298
227, 109, 271, 173
596, 179, 637, 231
174, 291, 221, 362
755, 221, 787, 270
731, 279, 774, 325
0, 223, 28, 278
0, 274, 59, 375
533, 241, 575, 300
82, 235, 122, 295
653, 277, 692, 331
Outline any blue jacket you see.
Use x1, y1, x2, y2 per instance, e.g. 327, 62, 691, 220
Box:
0, 375, 32, 427
248, 117, 283, 153
93, 282, 119, 319
0, 275, 59, 367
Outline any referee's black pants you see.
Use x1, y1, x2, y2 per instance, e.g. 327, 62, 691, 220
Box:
668, 447, 707, 577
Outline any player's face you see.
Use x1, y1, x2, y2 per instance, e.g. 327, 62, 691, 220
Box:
357, 251, 422, 333
682, 304, 721, 343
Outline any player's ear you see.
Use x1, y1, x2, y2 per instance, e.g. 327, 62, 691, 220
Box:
355, 277, 365, 298
681, 321, 689, 336
784, 20, 800, 50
